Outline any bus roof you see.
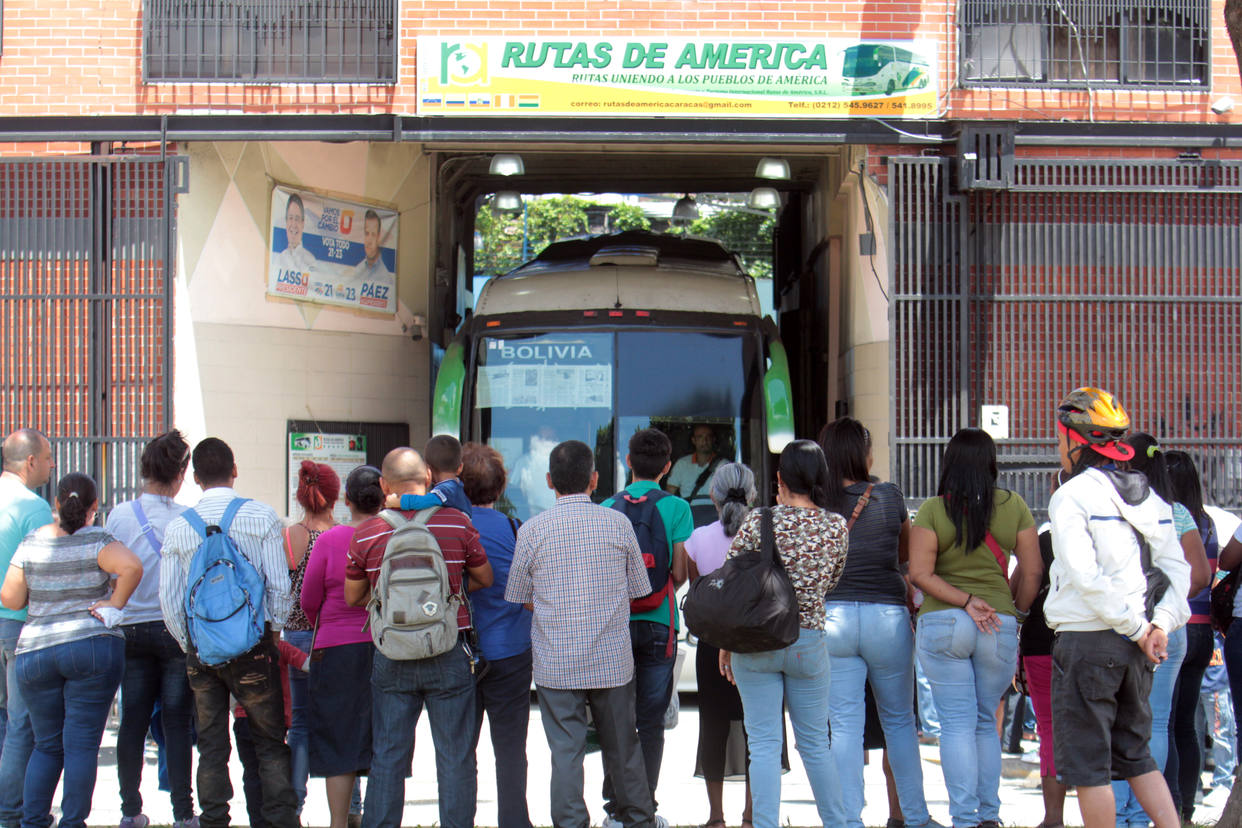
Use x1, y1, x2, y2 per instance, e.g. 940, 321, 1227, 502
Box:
475, 230, 763, 317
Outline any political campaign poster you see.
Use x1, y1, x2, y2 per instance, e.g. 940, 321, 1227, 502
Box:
417, 37, 937, 118
267, 186, 398, 314
288, 432, 367, 524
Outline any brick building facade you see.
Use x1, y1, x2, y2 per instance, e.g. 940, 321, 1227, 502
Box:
0, 0, 1237, 513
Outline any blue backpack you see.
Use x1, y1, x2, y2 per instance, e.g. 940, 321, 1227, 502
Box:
182, 498, 267, 666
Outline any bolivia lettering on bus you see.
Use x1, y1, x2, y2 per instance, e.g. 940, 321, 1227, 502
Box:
491, 342, 595, 362
275, 268, 309, 296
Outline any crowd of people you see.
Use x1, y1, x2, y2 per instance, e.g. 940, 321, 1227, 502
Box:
0, 383, 1237, 828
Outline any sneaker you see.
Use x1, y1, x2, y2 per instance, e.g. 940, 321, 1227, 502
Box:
119, 817, 150, 828
173, 817, 198, 828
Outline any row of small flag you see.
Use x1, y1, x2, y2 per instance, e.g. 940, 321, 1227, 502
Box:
421, 93, 540, 109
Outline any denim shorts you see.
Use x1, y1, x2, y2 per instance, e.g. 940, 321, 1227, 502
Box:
1051, 630, 1157, 787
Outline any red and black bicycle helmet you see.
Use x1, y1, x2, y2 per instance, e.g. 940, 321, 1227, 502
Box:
1056, 386, 1135, 462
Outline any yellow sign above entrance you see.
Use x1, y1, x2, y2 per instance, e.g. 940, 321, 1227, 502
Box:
417, 37, 938, 118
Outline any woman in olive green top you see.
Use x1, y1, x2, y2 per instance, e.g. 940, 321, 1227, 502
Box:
909, 428, 1042, 828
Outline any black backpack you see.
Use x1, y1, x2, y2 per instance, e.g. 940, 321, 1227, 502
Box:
682, 507, 801, 653
610, 489, 673, 614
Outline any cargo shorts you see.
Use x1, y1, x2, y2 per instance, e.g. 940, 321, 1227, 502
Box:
1051, 629, 1158, 787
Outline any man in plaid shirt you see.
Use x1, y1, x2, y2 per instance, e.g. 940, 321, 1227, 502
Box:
506, 440, 655, 828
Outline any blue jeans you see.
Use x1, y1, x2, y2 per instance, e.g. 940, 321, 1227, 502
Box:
1221, 618, 1242, 758
0, 621, 12, 753
117, 621, 195, 821
732, 629, 845, 828
916, 610, 1017, 828
473, 650, 532, 828
282, 629, 313, 815
1112, 624, 1187, 826
363, 644, 477, 828
0, 618, 32, 828
916, 658, 940, 737
825, 601, 930, 828
18, 635, 125, 828
604, 620, 676, 816
1201, 687, 1236, 787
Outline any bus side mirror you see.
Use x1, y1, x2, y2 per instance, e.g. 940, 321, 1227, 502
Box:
763, 340, 795, 454
432, 340, 466, 440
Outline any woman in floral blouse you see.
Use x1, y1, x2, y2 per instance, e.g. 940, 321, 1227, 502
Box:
720, 439, 850, 828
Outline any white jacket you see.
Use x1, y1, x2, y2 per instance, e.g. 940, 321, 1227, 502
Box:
1045, 466, 1191, 640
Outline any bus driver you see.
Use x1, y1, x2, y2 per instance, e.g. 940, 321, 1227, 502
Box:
666, 424, 721, 525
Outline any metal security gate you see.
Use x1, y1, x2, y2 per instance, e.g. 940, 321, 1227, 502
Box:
0, 154, 188, 511
891, 156, 1242, 516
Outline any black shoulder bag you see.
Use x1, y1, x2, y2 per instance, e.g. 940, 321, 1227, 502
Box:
682, 507, 801, 653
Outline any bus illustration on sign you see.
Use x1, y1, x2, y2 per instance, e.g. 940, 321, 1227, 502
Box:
431, 231, 795, 524
841, 43, 931, 96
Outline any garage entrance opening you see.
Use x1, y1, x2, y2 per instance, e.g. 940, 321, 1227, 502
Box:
430, 148, 849, 455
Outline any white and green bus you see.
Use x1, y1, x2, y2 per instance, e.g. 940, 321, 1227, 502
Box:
841, 43, 931, 96
431, 230, 795, 523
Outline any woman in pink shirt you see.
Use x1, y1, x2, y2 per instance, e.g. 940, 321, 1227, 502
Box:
685, 462, 757, 828
300, 465, 384, 828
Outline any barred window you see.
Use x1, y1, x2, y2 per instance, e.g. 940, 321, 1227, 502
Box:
143, 0, 397, 83
959, 0, 1209, 88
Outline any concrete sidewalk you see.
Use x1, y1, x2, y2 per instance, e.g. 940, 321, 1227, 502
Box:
73, 704, 1228, 827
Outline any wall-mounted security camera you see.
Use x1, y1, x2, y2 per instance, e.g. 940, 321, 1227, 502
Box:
1212, 96, 1235, 115
408, 313, 427, 342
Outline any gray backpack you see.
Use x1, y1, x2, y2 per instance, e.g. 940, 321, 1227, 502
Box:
367, 507, 462, 661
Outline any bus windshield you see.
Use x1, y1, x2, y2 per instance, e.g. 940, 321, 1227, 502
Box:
471, 329, 762, 521
843, 45, 883, 78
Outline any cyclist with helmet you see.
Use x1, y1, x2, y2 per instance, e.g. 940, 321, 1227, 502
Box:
1045, 387, 1190, 828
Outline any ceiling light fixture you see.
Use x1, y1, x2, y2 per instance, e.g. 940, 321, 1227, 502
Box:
755, 157, 791, 180
492, 191, 523, 213
672, 194, 699, 221
747, 187, 782, 210
489, 154, 526, 176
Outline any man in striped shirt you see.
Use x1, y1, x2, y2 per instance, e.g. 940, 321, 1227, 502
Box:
344, 447, 491, 828
505, 439, 656, 828
159, 438, 297, 828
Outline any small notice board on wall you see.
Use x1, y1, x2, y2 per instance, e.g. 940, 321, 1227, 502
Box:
285, 419, 412, 521
288, 432, 367, 525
